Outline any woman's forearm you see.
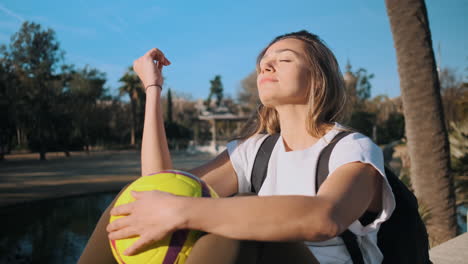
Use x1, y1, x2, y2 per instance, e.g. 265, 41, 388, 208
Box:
183, 195, 338, 242
141, 87, 172, 176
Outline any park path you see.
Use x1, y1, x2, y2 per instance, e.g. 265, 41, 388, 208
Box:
0, 150, 215, 207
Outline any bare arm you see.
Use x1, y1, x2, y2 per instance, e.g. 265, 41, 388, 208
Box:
133, 48, 172, 176
141, 87, 172, 175
108, 157, 383, 255
183, 162, 382, 242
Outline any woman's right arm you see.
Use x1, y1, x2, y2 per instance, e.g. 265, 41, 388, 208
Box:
141, 86, 172, 176
134, 48, 172, 176
135, 48, 238, 195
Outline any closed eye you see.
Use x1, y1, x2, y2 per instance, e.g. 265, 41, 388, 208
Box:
279, 60, 291, 62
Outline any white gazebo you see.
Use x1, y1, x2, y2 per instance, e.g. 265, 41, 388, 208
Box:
192, 99, 249, 154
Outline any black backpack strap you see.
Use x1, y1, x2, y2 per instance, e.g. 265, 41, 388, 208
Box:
316, 131, 365, 264
251, 131, 365, 264
250, 134, 280, 193
315, 131, 353, 191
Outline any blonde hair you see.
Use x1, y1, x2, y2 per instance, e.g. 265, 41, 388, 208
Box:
235, 30, 347, 140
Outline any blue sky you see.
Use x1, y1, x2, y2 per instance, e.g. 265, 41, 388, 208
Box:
0, 0, 466, 101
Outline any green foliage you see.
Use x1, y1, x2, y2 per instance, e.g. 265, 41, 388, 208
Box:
10, 22, 63, 78
119, 66, 145, 146
440, 67, 467, 128
355, 68, 374, 101
0, 21, 128, 158
5, 21, 64, 159
377, 112, 405, 145
0, 52, 19, 159
238, 71, 259, 112
164, 121, 193, 150
449, 120, 468, 206
68, 66, 108, 151
348, 111, 376, 138
167, 88, 173, 123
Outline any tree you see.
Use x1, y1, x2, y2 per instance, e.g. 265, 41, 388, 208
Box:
205, 75, 224, 109
162, 89, 194, 150
439, 67, 467, 129
385, 0, 457, 245
348, 111, 376, 138
342, 63, 374, 114
238, 71, 260, 113
448, 120, 468, 209
167, 88, 173, 123
119, 66, 144, 146
8, 21, 64, 160
355, 68, 374, 101
0, 51, 19, 160
68, 65, 107, 152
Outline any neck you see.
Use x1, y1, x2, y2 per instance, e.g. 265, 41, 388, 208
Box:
275, 104, 332, 152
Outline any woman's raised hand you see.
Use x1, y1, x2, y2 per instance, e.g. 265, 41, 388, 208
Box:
133, 48, 171, 90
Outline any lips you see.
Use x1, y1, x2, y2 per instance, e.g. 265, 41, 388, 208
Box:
259, 77, 279, 84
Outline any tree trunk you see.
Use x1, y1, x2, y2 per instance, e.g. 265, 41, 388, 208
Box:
17, 127, 22, 146
385, 0, 457, 245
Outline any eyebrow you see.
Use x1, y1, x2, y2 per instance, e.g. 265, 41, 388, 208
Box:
260, 48, 300, 62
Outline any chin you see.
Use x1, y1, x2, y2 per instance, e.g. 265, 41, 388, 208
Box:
259, 97, 279, 108
259, 88, 278, 106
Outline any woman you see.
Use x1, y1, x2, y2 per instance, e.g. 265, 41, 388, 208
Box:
78, 30, 395, 264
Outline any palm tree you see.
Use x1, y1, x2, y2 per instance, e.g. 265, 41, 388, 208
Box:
385, 0, 457, 245
119, 66, 144, 146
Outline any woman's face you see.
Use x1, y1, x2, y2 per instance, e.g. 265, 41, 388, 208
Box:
257, 38, 310, 107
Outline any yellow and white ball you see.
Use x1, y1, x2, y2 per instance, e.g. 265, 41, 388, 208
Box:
109, 170, 218, 264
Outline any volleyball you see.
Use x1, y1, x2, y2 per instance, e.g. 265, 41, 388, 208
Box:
109, 170, 218, 264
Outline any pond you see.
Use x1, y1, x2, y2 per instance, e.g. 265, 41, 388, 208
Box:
0, 193, 466, 264
0, 192, 116, 264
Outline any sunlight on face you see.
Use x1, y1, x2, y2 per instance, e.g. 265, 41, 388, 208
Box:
257, 38, 311, 107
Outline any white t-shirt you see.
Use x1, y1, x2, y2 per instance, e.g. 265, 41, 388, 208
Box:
226, 123, 395, 264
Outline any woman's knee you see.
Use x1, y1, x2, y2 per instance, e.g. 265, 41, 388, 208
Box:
186, 234, 245, 264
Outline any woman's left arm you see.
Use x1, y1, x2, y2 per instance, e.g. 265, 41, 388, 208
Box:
186, 161, 381, 241
107, 162, 381, 256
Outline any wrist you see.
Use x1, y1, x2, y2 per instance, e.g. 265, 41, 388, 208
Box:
177, 197, 195, 230
145, 83, 163, 93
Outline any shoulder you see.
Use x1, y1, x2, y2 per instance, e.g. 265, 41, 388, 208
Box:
226, 134, 272, 193
227, 133, 270, 157
337, 132, 381, 155
329, 128, 385, 176
329, 123, 381, 156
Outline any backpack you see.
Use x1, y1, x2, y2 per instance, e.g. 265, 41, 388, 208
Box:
250, 131, 432, 264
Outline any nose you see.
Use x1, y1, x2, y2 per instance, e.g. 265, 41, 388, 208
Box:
260, 62, 275, 74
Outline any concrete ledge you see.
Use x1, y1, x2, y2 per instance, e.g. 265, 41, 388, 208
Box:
430, 232, 468, 264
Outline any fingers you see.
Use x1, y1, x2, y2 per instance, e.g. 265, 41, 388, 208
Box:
124, 234, 159, 256
130, 190, 150, 199
130, 190, 154, 200
145, 48, 171, 66
107, 215, 132, 232
110, 203, 134, 216
131, 189, 168, 199
108, 226, 139, 240
157, 61, 163, 72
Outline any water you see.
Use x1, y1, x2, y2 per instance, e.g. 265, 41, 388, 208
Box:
0, 193, 466, 264
0, 192, 116, 264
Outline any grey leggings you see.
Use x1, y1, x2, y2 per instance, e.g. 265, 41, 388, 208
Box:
77, 189, 319, 264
